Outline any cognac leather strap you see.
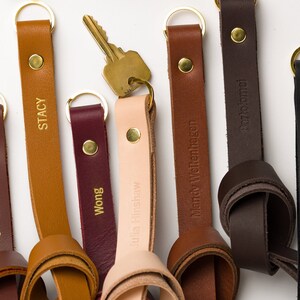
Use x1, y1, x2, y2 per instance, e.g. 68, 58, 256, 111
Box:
69, 102, 117, 298
218, 0, 297, 279
102, 95, 184, 300
166, 24, 239, 300
0, 104, 27, 299
17, 20, 98, 299
293, 60, 300, 294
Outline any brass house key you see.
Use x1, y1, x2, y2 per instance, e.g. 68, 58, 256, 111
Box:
83, 15, 151, 97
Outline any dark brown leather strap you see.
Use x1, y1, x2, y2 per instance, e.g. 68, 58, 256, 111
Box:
70, 104, 117, 298
166, 24, 239, 300
218, 0, 297, 279
0, 104, 27, 299
17, 20, 98, 299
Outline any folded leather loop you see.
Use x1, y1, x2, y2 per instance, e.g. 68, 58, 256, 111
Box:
16, 20, 99, 299
293, 60, 300, 292
166, 24, 239, 299
70, 104, 117, 298
21, 235, 99, 300
102, 96, 184, 300
0, 104, 28, 299
218, 0, 297, 279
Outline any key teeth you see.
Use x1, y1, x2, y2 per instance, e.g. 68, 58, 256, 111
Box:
91, 17, 108, 41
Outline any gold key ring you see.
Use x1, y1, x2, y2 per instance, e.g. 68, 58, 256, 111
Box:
163, 7, 206, 39
128, 77, 154, 111
215, 0, 257, 10
66, 91, 109, 123
15, 1, 55, 32
291, 47, 300, 76
0, 94, 8, 121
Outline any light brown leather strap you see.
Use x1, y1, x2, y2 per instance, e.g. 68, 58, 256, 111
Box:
166, 24, 239, 299
17, 20, 98, 299
102, 96, 184, 300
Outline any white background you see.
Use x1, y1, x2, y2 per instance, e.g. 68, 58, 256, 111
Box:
0, 0, 298, 299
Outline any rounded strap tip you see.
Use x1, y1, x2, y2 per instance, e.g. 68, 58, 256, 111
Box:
20, 234, 99, 300
168, 227, 239, 299
218, 160, 296, 274
102, 251, 184, 300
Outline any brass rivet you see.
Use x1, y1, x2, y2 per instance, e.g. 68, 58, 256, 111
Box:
126, 128, 141, 143
29, 54, 44, 70
231, 27, 247, 43
82, 140, 98, 156
178, 58, 194, 73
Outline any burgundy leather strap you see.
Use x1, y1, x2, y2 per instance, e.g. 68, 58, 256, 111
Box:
218, 0, 297, 279
70, 104, 117, 298
166, 24, 239, 300
0, 104, 27, 299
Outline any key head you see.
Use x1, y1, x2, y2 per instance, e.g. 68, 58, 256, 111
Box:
103, 51, 151, 97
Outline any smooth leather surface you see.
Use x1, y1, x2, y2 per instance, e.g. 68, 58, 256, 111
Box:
218, 0, 297, 279
102, 96, 184, 300
70, 104, 117, 298
17, 20, 98, 299
0, 105, 28, 299
166, 24, 239, 300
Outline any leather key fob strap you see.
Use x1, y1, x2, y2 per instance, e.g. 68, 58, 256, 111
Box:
0, 104, 27, 299
166, 24, 239, 300
218, 0, 297, 279
16, 20, 99, 299
69, 103, 117, 298
293, 60, 300, 294
102, 96, 184, 300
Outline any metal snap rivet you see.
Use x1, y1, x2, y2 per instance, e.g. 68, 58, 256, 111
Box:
82, 140, 98, 156
29, 54, 44, 70
178, 57, 194, 73
231, 27, 247, 43
126, 128, 141, 143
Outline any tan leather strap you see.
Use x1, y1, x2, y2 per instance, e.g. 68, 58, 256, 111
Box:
102, 96, 184, 300
166, 24, 239, 299
17, 20, 98, 299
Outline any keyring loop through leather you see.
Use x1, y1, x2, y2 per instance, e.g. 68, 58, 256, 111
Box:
291, 47, 300, 76
163, 7, 206, 38
214, 0, 257, 10
66, 91, 109, 123
128, 77, 154, 111
0, 94, 8, 121
15, 1, 55, 32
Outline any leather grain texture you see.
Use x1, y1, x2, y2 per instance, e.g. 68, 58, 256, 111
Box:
218, 0, 297, 280
166, 24, 239, 300
17, 20, 98, 299
70, 104, 117, 298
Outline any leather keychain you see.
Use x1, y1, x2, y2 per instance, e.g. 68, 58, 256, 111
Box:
217, 0, 297, 281
102, 85, 184, 300
164, 7, 239, 300
66, 91, 117, 298
291, 49, 300, 297
0, 96, 28, 300
15, 3, 98, 299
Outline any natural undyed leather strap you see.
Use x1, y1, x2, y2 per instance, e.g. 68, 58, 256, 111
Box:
218, 0, 297, 279
17, 20, 98, 299
293, 60, 300, 295
102, 95, 184, 300
166, 24, 239, 300
70, 104, 117, 298
0, 104, 28, 299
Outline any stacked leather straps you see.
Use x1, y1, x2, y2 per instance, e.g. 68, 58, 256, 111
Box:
68, 94, 117, 298
166, 20, 239, 300
218, 0, 298, 280
0, 101, 27, 299
102, 95, 184, 300
16, 20, 98, 299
